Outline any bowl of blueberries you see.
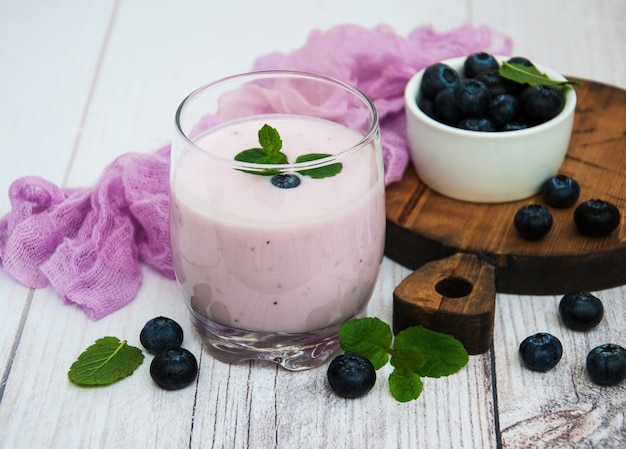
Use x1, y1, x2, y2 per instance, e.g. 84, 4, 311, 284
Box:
404, 52, 577, 203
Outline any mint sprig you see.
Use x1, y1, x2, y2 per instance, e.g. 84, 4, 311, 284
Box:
68, 337, 144, 386
339, 318, 469, 402
234, 124, 343, 179
499, 61, 583, 87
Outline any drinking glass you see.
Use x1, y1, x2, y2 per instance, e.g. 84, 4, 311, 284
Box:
170, 71, 385, 370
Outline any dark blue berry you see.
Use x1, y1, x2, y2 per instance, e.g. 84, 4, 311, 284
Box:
464, 52, 500, 78
541, 175, 580, 208
150, 347, 198, 390
559, 291, 604, 331
475, 69, 517, 97
327, 354, 376, 399
140, 317, 184, 354
271, 174, 301, 189
486, 94, 520, 127
586, 344, 626, 386
434, 88, 462, 124
520, 85, 564, 124
499, 121, 529, 132
457, 117, 495, 132
573, 199, 621, 237
453, 79, 491, 117
519, 333, 563, 372
514, 204, 553, 240
418, 98, 436, 118
420, 63, 460, 100
507, 56, 534, 67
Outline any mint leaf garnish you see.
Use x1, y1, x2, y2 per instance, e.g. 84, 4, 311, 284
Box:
337, 319, 469, 402
296, 153, 343, 179
499, 61, 583, 87
338, 317, 392, 369
68, 337, 144, 386
234, 124, 342, 180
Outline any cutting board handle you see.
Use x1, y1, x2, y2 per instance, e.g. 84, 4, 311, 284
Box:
393, 252, 496, 354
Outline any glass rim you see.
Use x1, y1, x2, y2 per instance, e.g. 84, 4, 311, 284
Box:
174, 70, 380, 171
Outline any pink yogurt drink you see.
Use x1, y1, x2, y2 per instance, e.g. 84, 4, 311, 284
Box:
171, 72, 385, 370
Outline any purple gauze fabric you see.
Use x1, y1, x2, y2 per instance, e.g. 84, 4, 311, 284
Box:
0, 24, 512, 319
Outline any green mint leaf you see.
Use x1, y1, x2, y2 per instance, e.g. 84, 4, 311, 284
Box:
68, 337, 144, 386
258, 124, 282, 154
499, 61, 583, 87
389, 368, 423, 402
390, 345, 426, 374
296, 153, 343, 179
394, 326, 468, 378
234, 148, 268, 163
338, 317, 392, 370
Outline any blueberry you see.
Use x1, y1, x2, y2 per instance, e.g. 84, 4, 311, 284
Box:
327, 354, 376, 399
418, 98, 436, 118
434, 88, 462, 124
519, 332, 563, 372
586, 344, 626, 386
486, 94, 520, 127
541, 175, 580, 208
271, 174, 301, 189
457, 117, 495, 132
150, 347, 198, 390
475, 69, 517, 97
499, 121, 528, 132
520, 85, 564, 124
463, 52, 500, 78
420, 63, 460, 100
453, 79, 492, 117
574, 199, 621, 237
514, 204, 553, 240
140, 317, 184, 354
559, 291, 604, 331
507, 56, 534, 67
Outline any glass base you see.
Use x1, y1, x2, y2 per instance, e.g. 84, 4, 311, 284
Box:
187, 304, 366, 371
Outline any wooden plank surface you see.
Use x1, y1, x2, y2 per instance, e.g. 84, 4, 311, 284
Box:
1, 1, 624, 448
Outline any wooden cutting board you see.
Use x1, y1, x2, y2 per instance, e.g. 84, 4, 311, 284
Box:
386, 79, 625, 353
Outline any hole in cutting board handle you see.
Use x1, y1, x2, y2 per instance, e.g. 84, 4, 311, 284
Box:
435, 276, 473, 298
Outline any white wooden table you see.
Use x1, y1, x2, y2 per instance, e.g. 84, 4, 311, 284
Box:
1, 1, 624, 448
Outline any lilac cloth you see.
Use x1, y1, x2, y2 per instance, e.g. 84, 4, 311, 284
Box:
0, 24, 512, 319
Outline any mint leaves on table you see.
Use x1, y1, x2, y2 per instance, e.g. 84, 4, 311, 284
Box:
499, 61, 583, 87
234, 124, 343, 179
68, 337, 144, 386
338, 317, 469, 402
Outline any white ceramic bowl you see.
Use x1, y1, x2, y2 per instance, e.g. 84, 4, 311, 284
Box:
404, 55, 577, 203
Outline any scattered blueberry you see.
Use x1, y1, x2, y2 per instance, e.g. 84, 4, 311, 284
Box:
541, 175, 580, 208
586, 344, 626, 386
519, 333, 563, 372
140, 317, 184, 354
453, 79, 492, 117
514, 204, 553, 240
150, 347, 198, 390
520, 85, 564, 124
271, 174, 301, 189
420, 63, 460, 100
559, 291, 604, 331
574, 199, 621, 237
327, 353, 376, 399
463, 52, 500, 78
